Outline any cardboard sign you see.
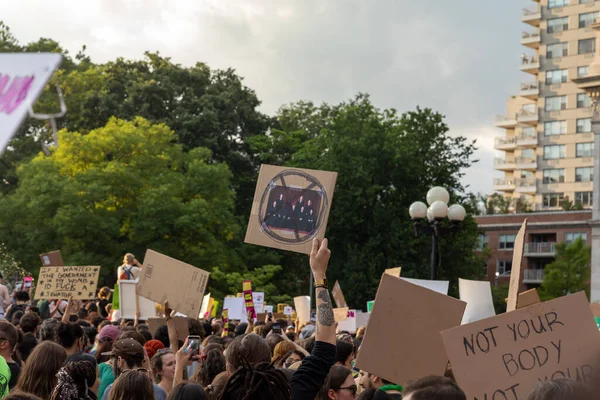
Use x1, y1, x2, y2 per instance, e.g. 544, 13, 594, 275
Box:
518, 288, 541, 309
0, 53, 62, 156
459, 278, 496, 324
331, 280, 348, 308
244, 164, 338, 254
222, 297, 248, 322
355, 274, 466, 385
294, 296, 311, 325
199, 293, 211, 319
507, 219, 527, 312
34, 266, 100, 300
590, 302, 600, 318
253, 292, 265, 314
243, 280, 256, 318
441, 292, 599, 400
147, 316, 189, 340
137, 249, 210, 318
334, 307, 349, 322
118, 280, 156, 320
40, 250, 64, 267
401, 278, 449, 295
384, 267, 401, 277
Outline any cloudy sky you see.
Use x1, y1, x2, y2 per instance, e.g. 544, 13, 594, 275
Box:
0, 0, 530, 195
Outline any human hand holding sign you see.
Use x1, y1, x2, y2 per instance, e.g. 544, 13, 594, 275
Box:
310, 238, 335, 346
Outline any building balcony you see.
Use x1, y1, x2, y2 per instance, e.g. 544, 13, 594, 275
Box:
516, 178, 537, 194
494, 157, 516, 171
525, 242, 556, 257
516, 132, 537, 147
521, 31, 540, 49
517, 109, 538, 125
493, 178, 516, 192
519, 82, 539, 100
523, 268, 545, 284
494, 136, 517, 150
515, 157, 537, 170
495, 114, 518, 128
520, 57, 539, 75
522, 7, 541, 27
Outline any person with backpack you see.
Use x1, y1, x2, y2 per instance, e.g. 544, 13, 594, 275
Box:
117, 254, 142, 282
5, 291, 30, 322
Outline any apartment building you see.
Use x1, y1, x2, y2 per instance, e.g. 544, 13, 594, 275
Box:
475, 210, 592, 289
494, 0, 599, 211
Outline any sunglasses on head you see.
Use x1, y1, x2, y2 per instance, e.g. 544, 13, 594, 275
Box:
339, 384, 357, 396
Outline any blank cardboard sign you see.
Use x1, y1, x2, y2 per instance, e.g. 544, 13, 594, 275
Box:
244, 164, 338, 254
355, 274, 466, 385
459, 279, 495, 324
137, 250, 210, 318
331, 280, 348, 308
506, 219, 527, 312
441, 292, 600, 400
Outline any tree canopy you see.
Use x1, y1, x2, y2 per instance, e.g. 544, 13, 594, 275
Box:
540, 238, 591, 301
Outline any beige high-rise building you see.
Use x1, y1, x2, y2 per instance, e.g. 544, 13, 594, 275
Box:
494, 0, 599, 211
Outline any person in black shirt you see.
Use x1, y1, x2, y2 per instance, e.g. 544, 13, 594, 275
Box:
97, 287, 112, 319
0, 320, 20, 389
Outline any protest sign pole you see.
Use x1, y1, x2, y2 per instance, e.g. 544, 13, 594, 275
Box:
309, 271, 314, 311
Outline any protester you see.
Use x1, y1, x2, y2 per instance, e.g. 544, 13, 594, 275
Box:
5, 291, 30, 322
57, 322, 86, 357
204, 371, 227, 400
282, 350, 306, 369
318, 365, 357, 400
97, 288, 112, 319
402, 376, 466, 400
107, 369, 153, 400
15, 341, 67, 399
50, 299, 69, 319
273, 340, 297, 365
526, 379, 594, 400
144, 339, 165, 360
335, 340, 355, 369
358, 371, 402, 399
100, 338, 166, 400
19, 313, 41, 336
93, 325, 120, 363
0, 275, 11, 319
192, 348, 225, 387
39, 318, 60, 342
151, 349, 176, 395
167, 382, 207, 400
117, 254, 142, 282
0, 320, 20, 389
357, 389, 392, 400
16, 332, 37, 363
5, 393, 43, 400
49, 360, 99, 400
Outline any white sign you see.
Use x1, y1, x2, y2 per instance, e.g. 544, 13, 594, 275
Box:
199, 293, 211, 318
283, 306, 293, 316
222, 297, 248, 322
336, 310, 370, 334
252, 292, 265, 314
401, 278, 449, 295
0, 53, 62, 155
294, 296, 311, 325
458, 278, 496, 324
118, 280, 156, 320
265, 305, 274, 314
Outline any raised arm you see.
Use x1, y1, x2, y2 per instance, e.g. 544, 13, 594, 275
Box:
311, 238, 335, 345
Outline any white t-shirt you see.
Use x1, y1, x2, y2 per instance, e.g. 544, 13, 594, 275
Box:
50, 300, 68, 318
117, 265, 141, 282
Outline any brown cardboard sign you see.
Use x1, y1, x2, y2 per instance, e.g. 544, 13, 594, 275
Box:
333, 307, 349, 322
441, 292, 600, 400
507, 219, 527, 312
137, 250, 210, 318
331, 280, 348, 308
355, 274, 466, 385
39, 250, 64, 266
147, 317, 189, 341
34, 266, 100, 300
590, 303, 600, 318
517, 288, 541, 309
384, 267, 401, 277
244, 164, 338, 254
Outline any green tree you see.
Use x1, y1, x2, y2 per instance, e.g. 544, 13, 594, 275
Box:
539, 238, 591, 300
0, 117, 241, 287
253, 95, 484, 306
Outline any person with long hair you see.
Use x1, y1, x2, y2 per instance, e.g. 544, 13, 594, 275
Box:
50, 360, 99, 400
151, 349, 176, 394
167, 382, 207, 400
318, 365, 357, 400
15, 341, 68, 399
192, 349, 225, 387
107, 369, 153, 400
204, 371, 228, 400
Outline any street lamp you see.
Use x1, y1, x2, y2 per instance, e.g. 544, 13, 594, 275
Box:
409, 186, 467, 280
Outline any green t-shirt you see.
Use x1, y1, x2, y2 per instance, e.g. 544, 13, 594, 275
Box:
98, 362, 115, 400
0, 356, 11, 398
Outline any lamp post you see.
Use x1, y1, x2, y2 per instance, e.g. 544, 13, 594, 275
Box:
409, 186, 467, 280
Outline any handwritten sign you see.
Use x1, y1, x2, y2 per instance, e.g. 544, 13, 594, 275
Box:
441, 292, 600, 400
243, 280, 256, 318
283, 306, 293, 316
34, 266, 100, 300
0, 53, 62, 156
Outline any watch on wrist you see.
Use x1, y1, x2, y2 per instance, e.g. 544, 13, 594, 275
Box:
313, 278, 328, 289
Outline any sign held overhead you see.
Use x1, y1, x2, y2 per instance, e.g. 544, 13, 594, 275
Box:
34, 266, 100, 300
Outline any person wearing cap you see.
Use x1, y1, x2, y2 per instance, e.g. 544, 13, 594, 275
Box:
95, 325, 122, 399
100, 338, 167, 400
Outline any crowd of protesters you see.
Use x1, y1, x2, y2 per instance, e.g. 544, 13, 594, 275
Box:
0, 240, 594, 400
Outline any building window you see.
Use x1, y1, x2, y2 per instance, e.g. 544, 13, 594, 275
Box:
579, 38, 596, 54
544, 121, 567, 136
549, 17, 569, 33
545, 69, 568, 84
575, 191, 593, 206
577, 118, 592, 133
545, 96, 567, 111
549, 0, 569, 8
575, 167, 594, 182
544, 145, 566, 159
521, 126, 536, 138
578, 66, 589, 77
543, 193, 565, 207
497, 260, 513, 275
521, 103, 536, 113
543, 169, 565, 184
547, 42, 569, 59
577, 93, 592, 108
565, 232, 587, 244
579, 12, 599, 28
499, 234, 516, 250
476, 234, 488, 251
576, 142, 594, 157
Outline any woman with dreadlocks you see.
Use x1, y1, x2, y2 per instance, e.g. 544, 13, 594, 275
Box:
50, 360, 99, 400
220, 361, 292, 400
